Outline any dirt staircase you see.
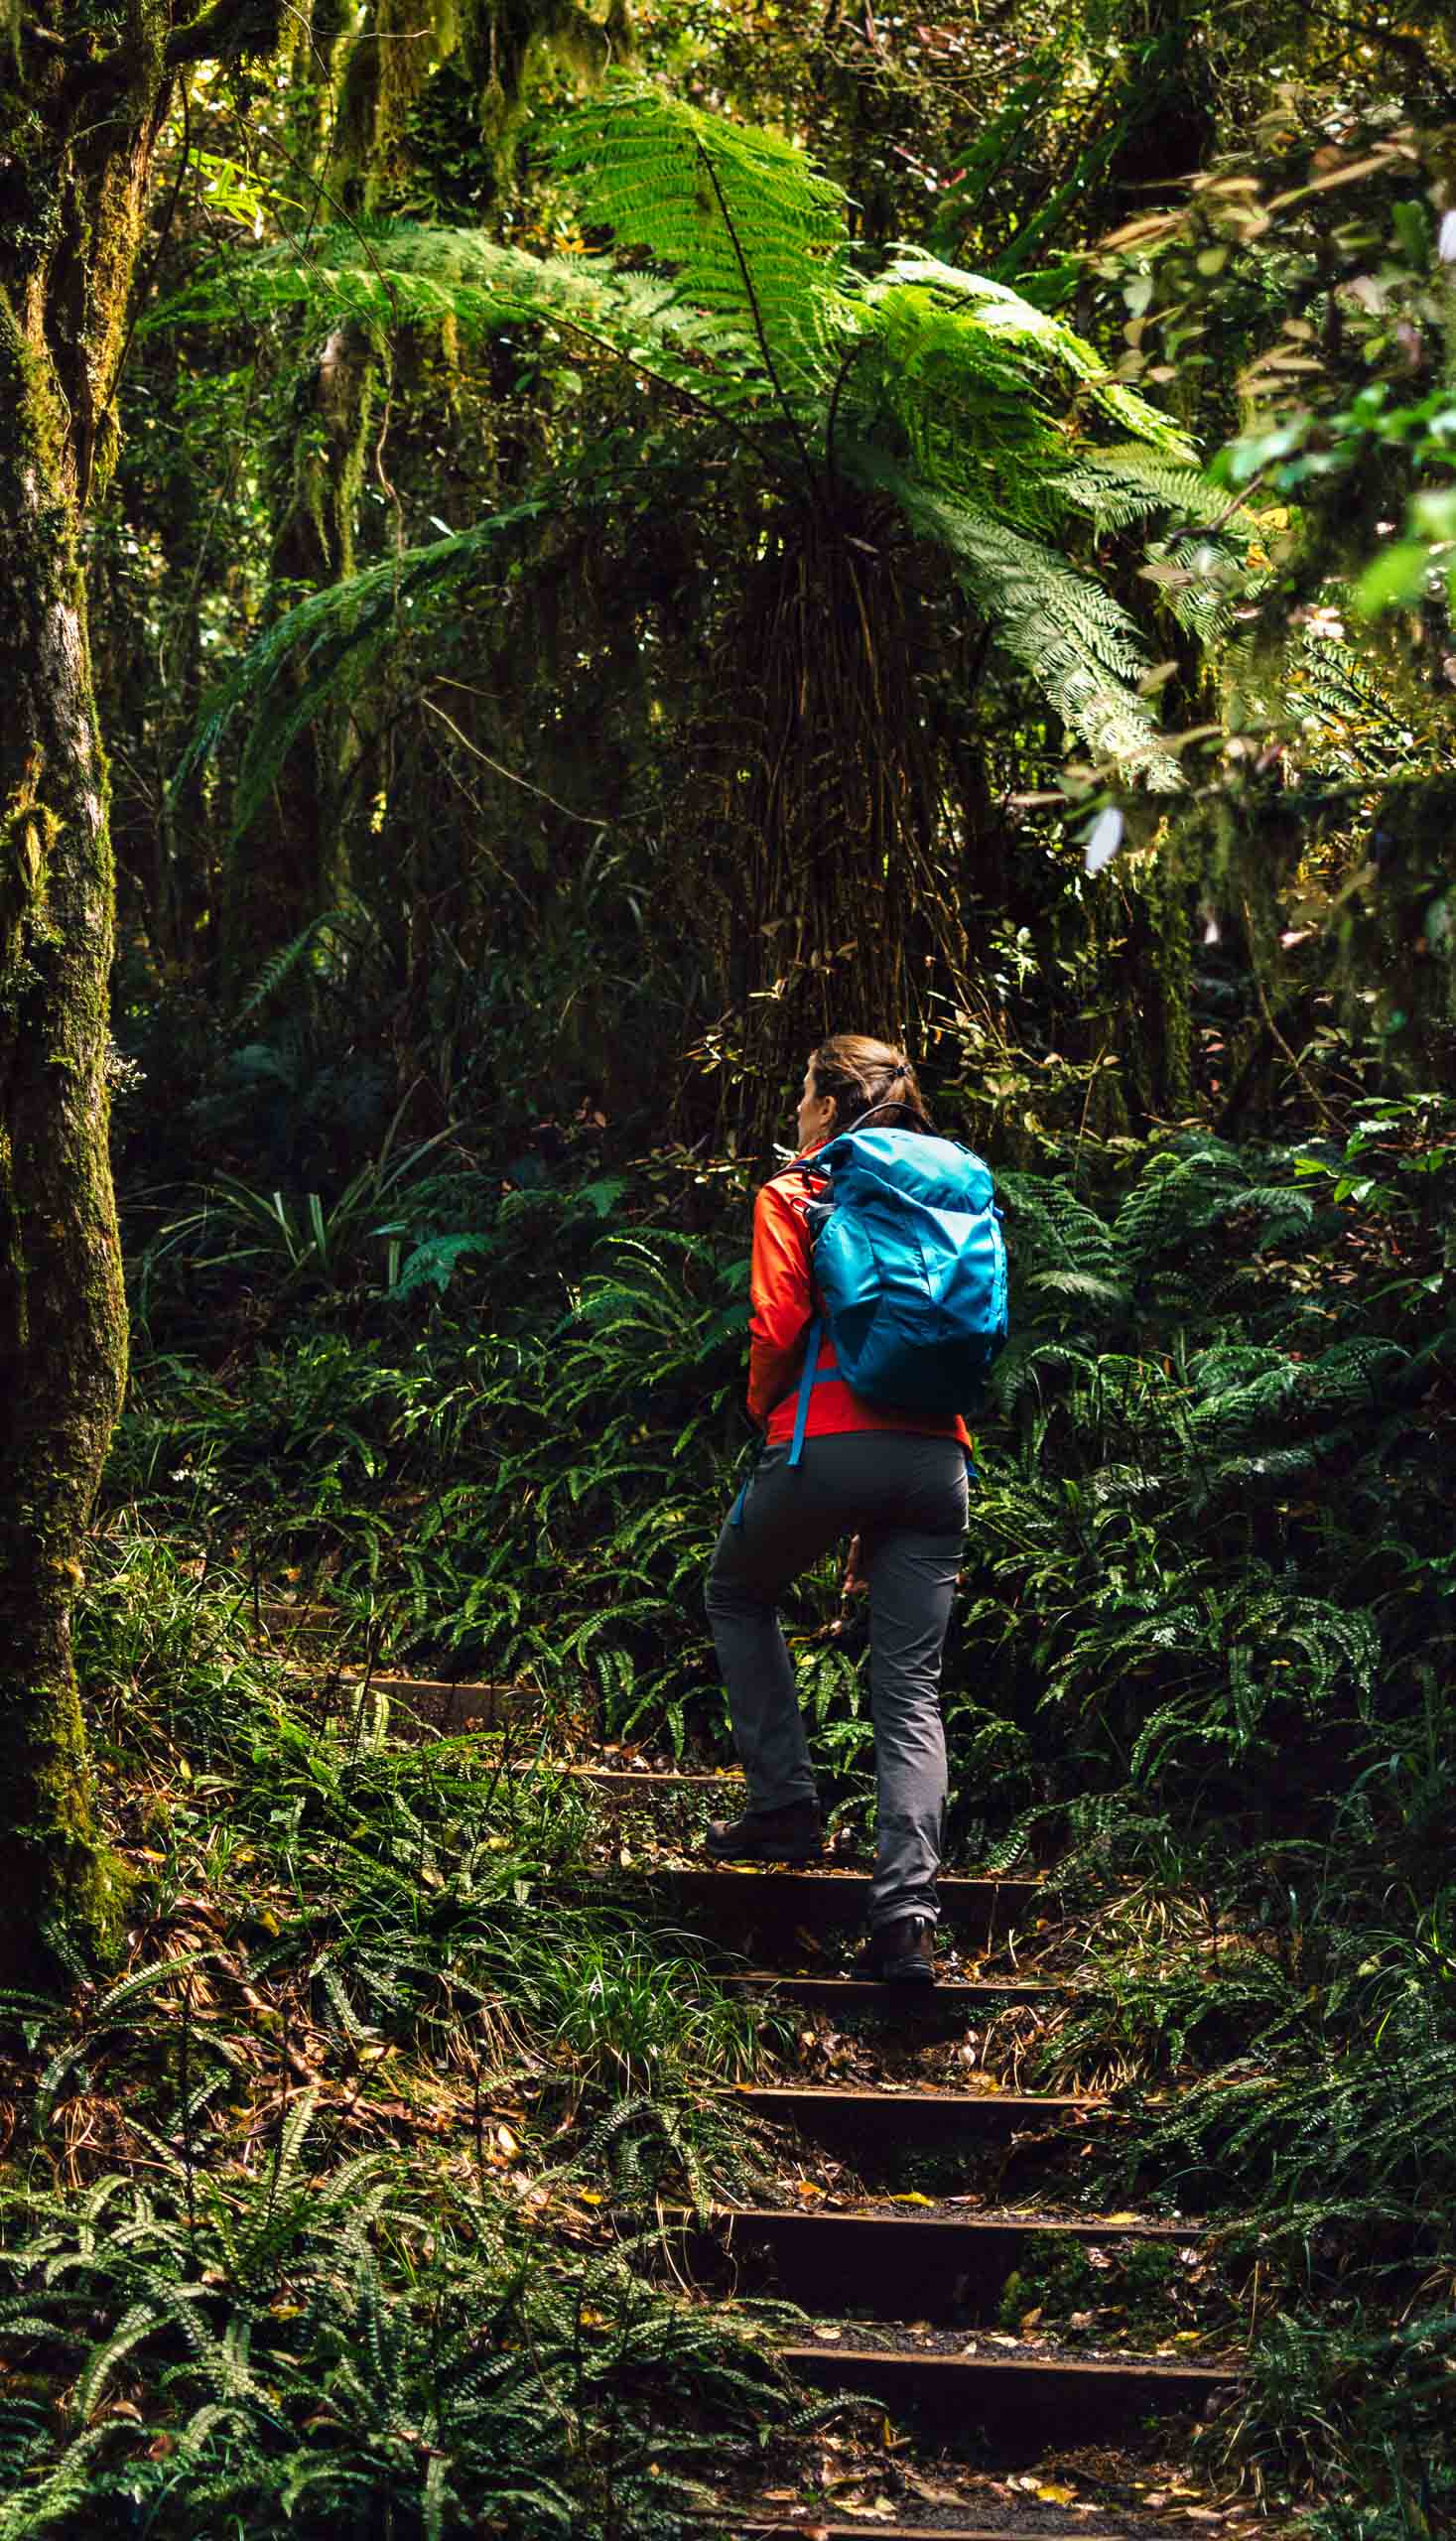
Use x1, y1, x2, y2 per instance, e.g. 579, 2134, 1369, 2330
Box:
261, 1625, 1249, 2538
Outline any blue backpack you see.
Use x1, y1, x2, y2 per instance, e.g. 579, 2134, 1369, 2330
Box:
787, 1126, 1007, 1466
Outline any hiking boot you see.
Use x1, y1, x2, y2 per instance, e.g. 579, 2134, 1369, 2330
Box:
855, 1915, 936, 1986
703, 1801, 824, 1864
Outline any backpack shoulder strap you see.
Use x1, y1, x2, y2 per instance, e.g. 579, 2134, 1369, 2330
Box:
787, 1316, 824, 1469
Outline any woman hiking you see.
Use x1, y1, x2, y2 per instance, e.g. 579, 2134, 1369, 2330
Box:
703, 1035, 972, 1988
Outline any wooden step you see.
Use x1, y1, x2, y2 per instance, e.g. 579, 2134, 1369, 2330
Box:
728, 2520, 1198, 2541
254, 1601, 338, 1635
633, 1870, 1046, 1945
725, 1972, 1058, 2016
779, 2338, 1239, 2443
706, 2206, 1203, 2319
734, 2085, 1102, 2151
548, 1763, 744, 1791
727, 2525, 1183, 2541
304, 1674, 527, 1732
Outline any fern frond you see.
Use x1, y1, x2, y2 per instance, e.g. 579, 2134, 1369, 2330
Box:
554, 80, 851, 398
233, 908, 350, 1027
1026, 1267, 1131, 1308
178, 494, 548, 841
870, 249, 1200, 459
165, 223, 780, 434
853, 456, 1176, 784
1058, 442, 1253, 532
391, 1234, 496, 1298
1113, 1141, 1249, 1267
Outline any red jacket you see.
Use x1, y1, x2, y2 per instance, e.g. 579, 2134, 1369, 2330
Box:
747, 1154, 971, 1449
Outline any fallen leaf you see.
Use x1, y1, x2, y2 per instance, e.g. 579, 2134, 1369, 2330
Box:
1038, 2483, 1078, 2504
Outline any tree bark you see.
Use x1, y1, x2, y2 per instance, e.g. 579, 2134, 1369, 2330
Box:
0, 1, 280, 1983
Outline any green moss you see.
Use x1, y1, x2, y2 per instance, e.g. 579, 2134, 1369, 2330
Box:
0, 1649, 134, 1985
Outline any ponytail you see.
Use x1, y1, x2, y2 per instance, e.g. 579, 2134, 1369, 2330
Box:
808, 1035, 931, 1137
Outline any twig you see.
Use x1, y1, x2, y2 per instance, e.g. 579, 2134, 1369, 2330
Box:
1241, 897, 1340, 1130
420, 692, 610, 831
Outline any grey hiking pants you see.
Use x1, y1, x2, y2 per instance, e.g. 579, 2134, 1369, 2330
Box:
705, 1432, 968, 1932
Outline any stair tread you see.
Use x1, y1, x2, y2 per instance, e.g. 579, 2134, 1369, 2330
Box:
727, 1973, 1059, 2001
736, 2084, 1097, 2106
782, 2331, 1238, 2374
718, 2203, 1203, 2236
725, 2526, 1205, 2541
722, 2519, 1233, 2541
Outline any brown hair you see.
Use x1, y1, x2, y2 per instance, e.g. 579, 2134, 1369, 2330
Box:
809, 1035, 931, 1137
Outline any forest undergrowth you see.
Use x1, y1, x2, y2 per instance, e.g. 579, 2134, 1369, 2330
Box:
3, 1092, 1455, 2536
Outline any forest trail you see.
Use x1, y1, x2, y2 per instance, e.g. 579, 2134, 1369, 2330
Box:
636, 1851, 1242, 2539
266, 1614, 1250, 2540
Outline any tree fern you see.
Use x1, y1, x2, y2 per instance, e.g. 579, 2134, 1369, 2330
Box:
1058, 442, 1248, 532
162, 224, 776, 435
172, 88, 1250, 820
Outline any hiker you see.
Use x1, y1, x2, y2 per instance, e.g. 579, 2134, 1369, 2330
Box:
703, 1035, 980, 1988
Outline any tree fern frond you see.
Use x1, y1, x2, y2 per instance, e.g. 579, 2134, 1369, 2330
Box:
554, 80, 850, 397
1058, 442, 1252, 531
855, 458, 1176, 784
1277, 632, 1414, 777
177, 494, 549, 841
163, 224, 779, 434
871, 249, 1200, 459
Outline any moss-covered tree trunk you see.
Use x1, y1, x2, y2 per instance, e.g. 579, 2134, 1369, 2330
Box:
0, 1, 279, 1982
